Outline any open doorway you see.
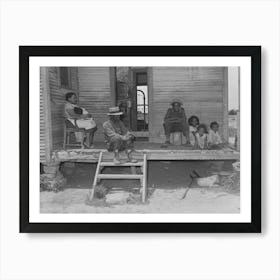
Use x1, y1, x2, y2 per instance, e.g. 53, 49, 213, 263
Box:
136, 80, 148, 131
131, 69, 149, 140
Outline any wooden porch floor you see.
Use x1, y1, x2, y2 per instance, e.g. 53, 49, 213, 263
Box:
52, 141, 240, 162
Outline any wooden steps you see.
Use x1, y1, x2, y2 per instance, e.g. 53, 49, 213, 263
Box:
97, 174, 143, 180
100, 161, 144, 167
90, 152, 147, 203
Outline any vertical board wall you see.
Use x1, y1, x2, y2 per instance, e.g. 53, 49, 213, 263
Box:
149, 67, 228, 142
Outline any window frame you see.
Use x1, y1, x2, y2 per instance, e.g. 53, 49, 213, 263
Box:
58, 67, 72, 89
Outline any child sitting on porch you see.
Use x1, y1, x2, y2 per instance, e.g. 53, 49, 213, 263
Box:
194, 124, 208, 150
208, 121, 224, 149
188, 115, 200, 146
103, 107, 137, 164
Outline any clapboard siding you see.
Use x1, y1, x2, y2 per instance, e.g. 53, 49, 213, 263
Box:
40, 68, 46, 163
40, 67, 54, 163
149, 67, 227, 142
78, 67, 113, 141
49, 67, 79, 150
49, 67, 64, 150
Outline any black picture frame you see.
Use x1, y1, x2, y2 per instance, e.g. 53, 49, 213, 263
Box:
20, 46, 261, 233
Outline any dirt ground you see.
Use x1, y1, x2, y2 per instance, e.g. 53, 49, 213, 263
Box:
40, 161, 240, 213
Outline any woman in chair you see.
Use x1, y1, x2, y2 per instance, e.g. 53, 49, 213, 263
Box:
163, 98, 189, 145
64, 92, 97, 148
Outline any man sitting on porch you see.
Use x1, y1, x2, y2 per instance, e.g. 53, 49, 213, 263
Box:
64, 92, 97, 148
103, 107, 137, 164
163, 98, 189, 145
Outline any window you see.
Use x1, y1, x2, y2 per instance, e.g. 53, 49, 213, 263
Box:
59, 67, 71, 89
136, 72, 147, 86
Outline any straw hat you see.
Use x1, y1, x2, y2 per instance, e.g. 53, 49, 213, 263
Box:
107, 106, 124, 116
170, 98, 183, 105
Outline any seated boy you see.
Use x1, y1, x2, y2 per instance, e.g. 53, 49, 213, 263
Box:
208, 121, 224, 149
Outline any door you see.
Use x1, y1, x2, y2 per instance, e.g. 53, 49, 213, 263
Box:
131, 68, 149, 138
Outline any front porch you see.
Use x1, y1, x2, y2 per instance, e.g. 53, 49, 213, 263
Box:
52, 141, 240, 163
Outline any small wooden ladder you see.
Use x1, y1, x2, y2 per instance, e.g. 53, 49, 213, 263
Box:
90, 152, 148, 203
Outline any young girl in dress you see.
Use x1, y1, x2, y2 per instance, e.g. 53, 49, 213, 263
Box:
188, 115, 200, 146
194, 124, 208, 150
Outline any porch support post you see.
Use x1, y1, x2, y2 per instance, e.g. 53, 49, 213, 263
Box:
237, 67, 240, 152
147, 67, 153, 141
109, 67, 117, 106
222, 67, 229, 141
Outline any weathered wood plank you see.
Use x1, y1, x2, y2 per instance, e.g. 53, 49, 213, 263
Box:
97, 174, 143, 180
100, 161, 144, 167
53, 148, 239, 162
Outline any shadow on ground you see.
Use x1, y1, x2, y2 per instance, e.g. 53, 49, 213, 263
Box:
60, 160, 235, 190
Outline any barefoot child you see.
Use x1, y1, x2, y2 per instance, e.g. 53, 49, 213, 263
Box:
188, 115, 200, 146
194, 124, 208, 150
208, 121, 224, 149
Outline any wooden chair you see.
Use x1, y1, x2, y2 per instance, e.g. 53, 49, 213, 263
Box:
63, 119, 86, 149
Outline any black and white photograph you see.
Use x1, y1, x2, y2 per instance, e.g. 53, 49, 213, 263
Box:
39, 66, 240, 214
3, 0, 280, 279
20, 46, 260, 232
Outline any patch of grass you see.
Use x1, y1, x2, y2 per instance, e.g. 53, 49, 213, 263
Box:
84, 184, 112, 207
94, 184, 111, 199
84, 194, 111, 208
220, 172, 240, 194
40, 172, 66, 192
126, 193, 142, 205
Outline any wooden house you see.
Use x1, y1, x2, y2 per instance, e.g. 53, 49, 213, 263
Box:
40, 66, 239, 165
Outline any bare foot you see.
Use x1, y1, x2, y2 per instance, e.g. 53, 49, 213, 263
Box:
113, 158, 121, 164
127, 158, 137, 163
83, 142, 91, 149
